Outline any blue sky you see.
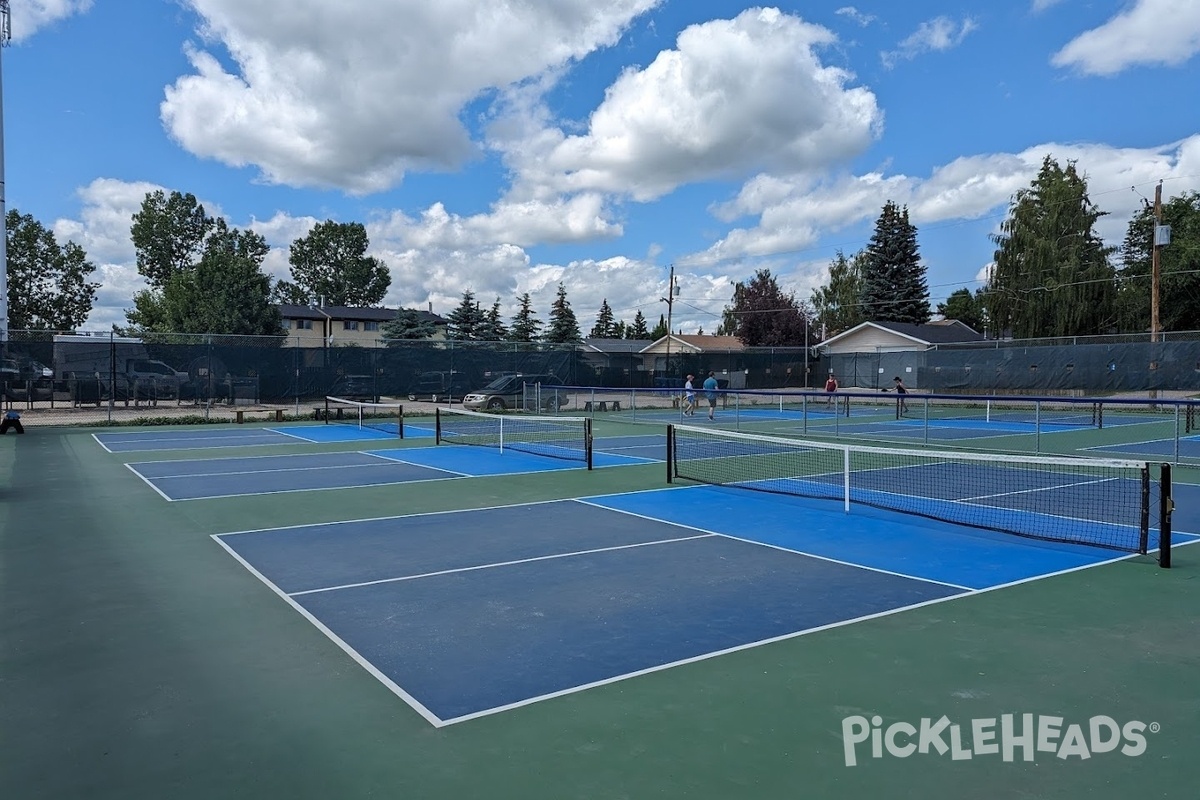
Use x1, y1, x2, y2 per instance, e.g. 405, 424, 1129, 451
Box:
5, 0, 1199, 334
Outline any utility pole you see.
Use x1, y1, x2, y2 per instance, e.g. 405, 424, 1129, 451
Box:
661, 264, 677, 382
0, 1, 11, 346
1150, 181, 1163, 343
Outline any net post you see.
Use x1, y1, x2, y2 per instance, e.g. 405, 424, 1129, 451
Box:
666, 424, 675, 483
842, 446, 850, 513
324, 396, 330, 424
1139, 466, 1150, 554
397, 403, 404, 438
435, 407, 443, 444
584, 417, 593, 470
1096, 402, 1104, 429
1159, 463, 1173, 568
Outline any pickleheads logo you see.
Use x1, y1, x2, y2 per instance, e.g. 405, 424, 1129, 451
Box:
841, 714, 1158, 767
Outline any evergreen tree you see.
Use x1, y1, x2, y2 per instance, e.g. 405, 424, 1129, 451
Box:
1115, 191, 1200, 333
987, 157, 1115, 338
650, 313, 668, 339
810, 249, 867, 336
508, 292, 542, 342
613, 320, 627, 339
5, 209, 99, 330
590, 299, 617, 338
446, 290, 483, 340
476, 298, 510, 342
720, 269, 809, 346
860, 202, 930, 323
544, 283, 582, 343
628, 310, 650, 339
381, 309, 436, 340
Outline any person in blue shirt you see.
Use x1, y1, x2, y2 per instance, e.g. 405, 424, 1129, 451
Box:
0, 409, 24, 434
702, 372, 719, 420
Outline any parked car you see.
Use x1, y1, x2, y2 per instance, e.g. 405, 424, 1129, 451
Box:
407, 371, 472, 403
329, 374, 379, 403
462, 373, 570, 412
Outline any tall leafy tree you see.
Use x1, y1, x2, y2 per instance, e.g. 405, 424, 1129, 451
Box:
936, 287, 986, 332
627, 310, 650, 339
476, 298, 509, 342
544, 283, 582, 343
860, 202, 930, 323
590, 299, 617, 338
987, 157, 1115, 338
446, 290, 483, 340
5, 210, 99, 330
282, 220, 390, 307
381, 309, 436, 340
1115, 190, 1200, 333
811, 249, 867, 335
130, 190, 215, 289
156, 223, 283, 336
650, 313, 668, 340
720, 269, 809, 346
508, 293, 542, 342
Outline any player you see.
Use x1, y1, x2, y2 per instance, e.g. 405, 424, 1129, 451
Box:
683, 374, 696, 416
887, 376, 909, 414
824, 373, 838, 407
0, 409, 25, 435
703, 371, 719, 420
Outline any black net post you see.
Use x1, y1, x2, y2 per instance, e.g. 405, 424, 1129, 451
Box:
666, 424, 675, 483
323, 396, 330, 424
1139, 466, 1150, 554
584, 417, 592, 470
1159, 463, 1173, 569
397, 404, 405, 439
435, 407, 443, 444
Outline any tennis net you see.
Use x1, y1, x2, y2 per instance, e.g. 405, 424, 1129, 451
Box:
436, 407, 592, 468
325, 397, 404, 437
667, 423, 1159, 553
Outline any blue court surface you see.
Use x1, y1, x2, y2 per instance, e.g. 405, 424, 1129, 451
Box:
128, 436, 663, 500
1085, 435, 1200, 460
94, 424, 426, 453
213, 487, 1194, 726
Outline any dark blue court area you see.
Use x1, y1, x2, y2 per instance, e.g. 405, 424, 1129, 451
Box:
128, 435, 665, 500
95, 424, 422, 452
213, 484, 1199, 726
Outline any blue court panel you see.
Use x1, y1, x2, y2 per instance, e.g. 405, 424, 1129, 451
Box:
366, 446, 645, 475
131, 452, 456, 500
1087, 437, 1200, 460
592, 434, 665, 462
218, 501, 962, 723
274, 424, 412, 443
96, 427, 300, 452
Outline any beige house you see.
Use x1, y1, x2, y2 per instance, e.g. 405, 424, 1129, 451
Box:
817, 320, 983, 354
276, 305, 448, 346
639, 334, 748, 387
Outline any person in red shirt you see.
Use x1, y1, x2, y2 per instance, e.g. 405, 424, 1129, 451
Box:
824, 373, 838, 407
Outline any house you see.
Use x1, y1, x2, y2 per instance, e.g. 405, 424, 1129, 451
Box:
275, 305, 448, 346
639, 334, 749, 387
817, 320, 984, 354
579, 337, 655, 377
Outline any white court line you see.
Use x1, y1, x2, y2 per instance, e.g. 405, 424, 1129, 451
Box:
574, 498, 974, 593
959, 476, 1122, 503
91, 432, 115, 453
210, 534, 446, 728
136, 458, 414, 481
124, 463, 176, 502
359, 449, 472, 476
98, 430, 287, 444
268, 427, 325, 443
288, 533, 714, 597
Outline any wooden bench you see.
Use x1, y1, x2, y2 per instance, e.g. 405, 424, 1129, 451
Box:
313, 407, 346, 421
235, 408, 284, 424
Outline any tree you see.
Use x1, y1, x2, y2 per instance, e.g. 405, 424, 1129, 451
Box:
381, 309, 436, 340
1115, 191, 1200, 333
5, 210, 99, 330
509, 293, 542, 342
544, 283, 582, 343
613, 320, 627, 339
936, 288, 986, 333
650, 313, 668, 339
860, 202, 930, 323
155, 223, 283, 336
811, 249, 867, 336
130, 190, 215, 289
720, 268, 810, 346
987, 157, 1115, 338
476, 298, 509, 342
590, 299, 617, 338
627, 310, 650, 339
284, 220, 390, 307
446, 290, 483, 340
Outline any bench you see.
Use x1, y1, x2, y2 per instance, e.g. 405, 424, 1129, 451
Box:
313, 407, 346, 421
235, 408, 284, 424
582, 401, 622, 412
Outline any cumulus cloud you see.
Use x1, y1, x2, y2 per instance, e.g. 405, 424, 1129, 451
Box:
1051, 0, 1200, 75
881, 16, 979, 68
162, 0, 663, 193
517, 8, 881, 202
8, 0, 92, 42
835, 7, 878, 27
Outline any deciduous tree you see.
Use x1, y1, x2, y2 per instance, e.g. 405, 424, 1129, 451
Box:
5, 210, 99, 330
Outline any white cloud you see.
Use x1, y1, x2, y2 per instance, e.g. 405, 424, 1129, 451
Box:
835, 7, 877, 27
1051, 0, 1200, 75
514, 8, 882, 202
881, 16, 979, 68
7, 0, 92, 42
162, 0, 663, 193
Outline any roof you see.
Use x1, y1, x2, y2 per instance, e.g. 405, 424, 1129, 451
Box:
581, 337, 655, 353
640, 334, 746, 353
820, 320, 984, 349
275, 304, 448, 324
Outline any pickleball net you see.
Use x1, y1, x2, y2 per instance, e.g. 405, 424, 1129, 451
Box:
324, 397, 404, 437
667, 423, 1165, 556
436, 407, 592, 469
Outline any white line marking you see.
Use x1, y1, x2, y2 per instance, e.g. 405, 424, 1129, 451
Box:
124, 463, 176, 502
209, 535, 447, 728
269, 427, 322, 443
91, 432, 115, 453
959, 476, 1121, 503
288, 534, 714, 596
141, 459, 411, 480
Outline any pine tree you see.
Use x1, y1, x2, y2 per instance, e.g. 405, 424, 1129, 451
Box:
628, 310, 650, 339
544, 283, 582, 343
381, 309, 436, 340
590, 299, 617, 338
446, 290, 483, 340
508, 292, 542, 342
860, 202, 930, 323
476, 298, 509, 342
650, 313, 668, 339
